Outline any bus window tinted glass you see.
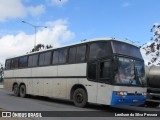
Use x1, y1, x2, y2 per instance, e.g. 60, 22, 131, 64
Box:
89, 42, 111, 60
39, 52, 51, 66
87, 62, 97, 81
5, 60, 11, 70
52, 51, 59, 64
76, 45, 86, 62
68, 47, 76, 63
11, 58, 18, 69
39, 53, 45, 66
19, 56, 28, 68
112, 41, 142, 59
28, 56, 32, 67
59, 48, 67, 64
99, 61, 111, 82
44, 52, 51, 65
32, 54, 38, 67
28, 54, 38, 67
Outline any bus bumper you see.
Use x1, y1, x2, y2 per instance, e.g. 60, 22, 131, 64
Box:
111, 91, 146, 106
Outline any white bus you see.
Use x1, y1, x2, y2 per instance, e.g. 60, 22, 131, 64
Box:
4, 38, 147, 107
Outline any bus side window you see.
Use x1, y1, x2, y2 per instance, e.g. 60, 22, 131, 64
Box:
39, 51, 52, 66
28, 54, 38, 67
76, 45, 86, 63
44, 51, 51, 65
52, 50, 59, 65
68, 47, 76, 63
99, 61, 111, 83
19, 56, 28, 68
10, 58, 18, 69
28, 56, 32, 67
52, 48, 68, 65
89, 42, 111, 60
5, 60, 11, 70
87, 62, 97, 81
59, 48, 67, 64
39, 53, 45, 66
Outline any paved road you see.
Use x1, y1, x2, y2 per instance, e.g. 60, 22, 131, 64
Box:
0, 89, 159, 120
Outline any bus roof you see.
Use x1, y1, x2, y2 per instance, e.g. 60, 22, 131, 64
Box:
6, 38, 139, 59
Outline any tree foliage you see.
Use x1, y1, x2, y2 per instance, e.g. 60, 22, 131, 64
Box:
147, 24, 160, 65
151, 24, 160, 42
29, 44, 53, 53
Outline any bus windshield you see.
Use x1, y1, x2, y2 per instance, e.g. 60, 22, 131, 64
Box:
114, 57, 146, 86
112, 41, 143, 59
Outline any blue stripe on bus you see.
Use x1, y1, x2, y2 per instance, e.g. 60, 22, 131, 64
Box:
111, 91, 146, 106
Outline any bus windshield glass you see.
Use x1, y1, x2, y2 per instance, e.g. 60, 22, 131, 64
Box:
114, 57, 146, 86
112, 41, 142, 59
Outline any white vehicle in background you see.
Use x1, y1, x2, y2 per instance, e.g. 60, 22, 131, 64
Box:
4, 38, 147, 107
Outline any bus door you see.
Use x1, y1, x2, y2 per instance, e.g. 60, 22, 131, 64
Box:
87, 62, 98, 103
97, 59, 112, 105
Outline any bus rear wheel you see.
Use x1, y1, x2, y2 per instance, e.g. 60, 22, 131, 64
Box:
73, 88, 87, 107
19, 85, 26, 98
13, 84, 19, 97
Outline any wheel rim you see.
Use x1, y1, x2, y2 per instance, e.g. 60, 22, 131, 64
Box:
20, 86, 25, 96
14, 86, 18, 95
76, 92, 83, 103
21, 87, 24, 95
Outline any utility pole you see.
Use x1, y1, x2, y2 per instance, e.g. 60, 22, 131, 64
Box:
22, 21, 47, 47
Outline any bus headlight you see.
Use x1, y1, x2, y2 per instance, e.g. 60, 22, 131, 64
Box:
142, 92, 147, 96
123, 92, 128, 95
116, 91, 128, 95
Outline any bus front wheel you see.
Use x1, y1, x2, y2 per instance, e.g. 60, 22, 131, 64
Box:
13, 84, 19, 97
73, 88, 87, 107
19, 85, 26, 98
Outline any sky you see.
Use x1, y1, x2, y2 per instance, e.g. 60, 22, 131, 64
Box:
0, 0, 160, 65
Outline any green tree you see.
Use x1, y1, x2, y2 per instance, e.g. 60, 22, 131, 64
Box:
147, 24, 160, 65
31, 44, 44, 52
28, 44, 53, 53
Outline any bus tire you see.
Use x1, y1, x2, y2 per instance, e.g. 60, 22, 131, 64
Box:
13, 84, 19, 97
73, 88, 87, 107
19, 85, 26, 98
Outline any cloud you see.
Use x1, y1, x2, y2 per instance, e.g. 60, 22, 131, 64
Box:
122, 2, 131, 7
0, 0, 45, 22
47, 0, 68, 7
0, 19, 75, 65
28, 4, 46, 16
